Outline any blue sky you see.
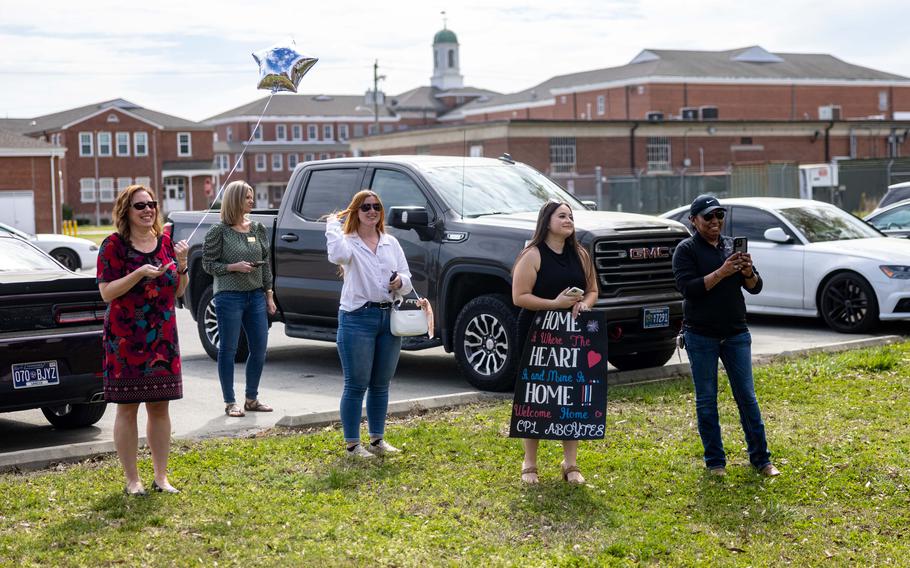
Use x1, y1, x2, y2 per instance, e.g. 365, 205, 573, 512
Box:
1, 0, 907, 121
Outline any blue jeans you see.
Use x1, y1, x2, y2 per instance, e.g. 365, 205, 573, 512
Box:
215, 290, 269, 404
684, 330, 771, 470
337, 306, 402, 443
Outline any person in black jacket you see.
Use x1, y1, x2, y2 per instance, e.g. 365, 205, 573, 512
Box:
672, 195, 780, 478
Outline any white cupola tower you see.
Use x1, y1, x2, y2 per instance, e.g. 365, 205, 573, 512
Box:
431, 16, 464, 90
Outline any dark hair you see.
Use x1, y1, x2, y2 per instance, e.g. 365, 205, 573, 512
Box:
515, 201, 597, 288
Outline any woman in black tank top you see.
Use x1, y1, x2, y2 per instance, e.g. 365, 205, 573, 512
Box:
512, 201, 598, 484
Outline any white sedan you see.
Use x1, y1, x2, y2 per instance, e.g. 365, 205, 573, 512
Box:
661, 197, 910, 333
0, 221, 98, 271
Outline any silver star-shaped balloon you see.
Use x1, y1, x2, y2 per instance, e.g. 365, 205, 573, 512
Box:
253, 42, 318, 93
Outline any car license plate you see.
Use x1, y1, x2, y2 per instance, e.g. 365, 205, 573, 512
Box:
12, 360, 60, 389
643, 307, 670, 329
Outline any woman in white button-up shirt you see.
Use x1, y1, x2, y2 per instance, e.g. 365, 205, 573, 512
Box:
326, 190, 413, 459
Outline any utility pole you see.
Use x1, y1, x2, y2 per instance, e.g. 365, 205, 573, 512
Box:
373, 60, 385, 135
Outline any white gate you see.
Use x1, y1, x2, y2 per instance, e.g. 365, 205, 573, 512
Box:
0, 191, 36, 234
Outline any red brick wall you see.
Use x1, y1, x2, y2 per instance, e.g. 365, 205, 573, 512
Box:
0, 156, 60, 233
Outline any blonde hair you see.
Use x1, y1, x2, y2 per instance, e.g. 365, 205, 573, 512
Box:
220, 181, 253, 225
340, 190, 385, 235
112, 185, 162, 244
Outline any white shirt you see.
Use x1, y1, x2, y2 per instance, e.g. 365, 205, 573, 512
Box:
325, 215, 413, 312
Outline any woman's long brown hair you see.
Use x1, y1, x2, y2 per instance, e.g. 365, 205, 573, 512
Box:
339, 190, 385, 235
514, 201, 597, 288
112, 184, 162, 245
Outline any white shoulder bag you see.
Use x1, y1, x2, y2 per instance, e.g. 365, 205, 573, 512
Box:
390, 290, 429, 337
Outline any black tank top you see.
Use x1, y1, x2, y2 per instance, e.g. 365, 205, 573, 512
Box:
517, 242, 588, 350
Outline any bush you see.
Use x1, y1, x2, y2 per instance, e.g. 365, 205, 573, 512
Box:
61, 204, 73, 221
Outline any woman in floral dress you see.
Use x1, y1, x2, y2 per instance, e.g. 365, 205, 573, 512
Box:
97, 184, 188, 496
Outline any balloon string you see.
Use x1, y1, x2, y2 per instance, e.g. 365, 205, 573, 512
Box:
185, 91, 276, 244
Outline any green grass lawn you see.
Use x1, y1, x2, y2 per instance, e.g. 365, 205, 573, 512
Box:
2, 344, 909, 566
70, 224, 115, 246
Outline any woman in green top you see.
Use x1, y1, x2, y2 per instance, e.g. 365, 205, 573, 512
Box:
202, 181, 277, 417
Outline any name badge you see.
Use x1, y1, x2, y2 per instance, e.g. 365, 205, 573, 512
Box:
247, 236, 256, 243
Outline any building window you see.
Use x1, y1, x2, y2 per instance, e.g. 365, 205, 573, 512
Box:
335, 152, 345, 158
319, 153, 330, 160
215, 154, 229, 172
99, 178, 115, 202
304, 153, 315, 162
292, 124, 302, 140
287, 153, 298, 169
106, 113, 119, 123
276, 124, 287, 141
383, 124, 394, 133
177, 132, 192, 156
226, 126, 233, 142
646, 136, 672, 172
323, 124, 333, 140
80, 179, 96, 202
338, 124, 349, 141
448, 49, 455, 68
116, 177, 132, 193
597, 95, 606, 116
253, 125, 262, 141
740, 137, 754, 145
79, 132, 93, 156
134, 132, 148, 156
255, 154, 267, 171
272, 153, 283, 171
307, 124, 317, 140
163, 177, 186, 202
879, 91, 889, 112
97, 132, 112, 156
235, 154, 244, 171
549, 137, 576, 173
115, 132, 130, 156
469, 144, 483, 157
353, 124, 364, 138
135, 176, 151, 188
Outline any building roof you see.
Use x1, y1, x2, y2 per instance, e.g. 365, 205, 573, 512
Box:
0, 119, 37, 134
433, 28, 458, 44
205, 94, 395, 123
460, 46, 910, 114
0, 128, 66, 156
11, 99, 208, 133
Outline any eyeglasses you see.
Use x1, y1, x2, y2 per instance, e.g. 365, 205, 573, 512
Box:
701, 210, 725, 221
359, 203, 382, 212
132, 201, 158, 211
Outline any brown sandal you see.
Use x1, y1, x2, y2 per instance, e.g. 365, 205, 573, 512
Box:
521, 466, 539, 484
225, 403, 245, 417
244, 399, 273, 412
561, 462, 585, 485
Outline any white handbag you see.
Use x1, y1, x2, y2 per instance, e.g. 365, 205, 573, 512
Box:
390, 290, 429, 337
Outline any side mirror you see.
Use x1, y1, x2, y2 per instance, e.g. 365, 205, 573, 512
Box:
764, 227, 793, 243
581, 200, 597, 211
388, 206, 435, 241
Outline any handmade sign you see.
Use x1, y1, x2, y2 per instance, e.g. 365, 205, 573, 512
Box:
509, 310, 608, 440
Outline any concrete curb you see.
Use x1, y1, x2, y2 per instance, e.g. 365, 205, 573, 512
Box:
2, 334, 902, 473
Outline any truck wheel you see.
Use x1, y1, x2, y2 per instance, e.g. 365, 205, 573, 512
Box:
453, 294, 519, 392
196, 286, 249, 362
608, 347, 676, 371
41, 402, 107, 428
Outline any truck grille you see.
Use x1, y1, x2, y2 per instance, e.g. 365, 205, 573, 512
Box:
593, 234, 686, 298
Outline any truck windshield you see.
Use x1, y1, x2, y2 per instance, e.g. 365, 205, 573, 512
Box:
422, 164, 585, 217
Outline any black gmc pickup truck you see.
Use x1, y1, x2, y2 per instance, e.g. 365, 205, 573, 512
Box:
170, 155, 689, 391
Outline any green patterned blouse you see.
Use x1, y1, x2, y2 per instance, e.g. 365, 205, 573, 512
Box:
202, 221, 273, 295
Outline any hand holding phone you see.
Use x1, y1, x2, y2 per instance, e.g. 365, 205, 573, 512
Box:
733, 236, 748, 254
249, 260, 265, 268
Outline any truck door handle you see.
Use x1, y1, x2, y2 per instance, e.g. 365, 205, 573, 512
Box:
280, 233, 299, 242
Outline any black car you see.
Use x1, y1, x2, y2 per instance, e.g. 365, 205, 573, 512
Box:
0, 234, 107, 428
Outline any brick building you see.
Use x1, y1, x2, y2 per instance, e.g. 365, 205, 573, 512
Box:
0, 129, 66, 234
1, 99, 215, 225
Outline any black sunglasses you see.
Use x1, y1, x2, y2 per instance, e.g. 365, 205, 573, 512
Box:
359, 203, 382, 212
701, 210, 725, 221
132, 200, 158, 211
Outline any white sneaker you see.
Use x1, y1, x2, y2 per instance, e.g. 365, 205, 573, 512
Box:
368, 439, 401, 455
345, 444, 376, 460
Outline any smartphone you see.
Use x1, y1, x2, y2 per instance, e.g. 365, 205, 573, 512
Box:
564, 286, 585, 297
733, 237, 748, 254
389, 271, 398, 282
250, 260, 265, 267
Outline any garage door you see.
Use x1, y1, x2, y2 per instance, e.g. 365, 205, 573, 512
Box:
0, 191, 36, 234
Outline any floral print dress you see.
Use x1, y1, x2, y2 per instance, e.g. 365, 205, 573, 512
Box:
96, 232, 183, 403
